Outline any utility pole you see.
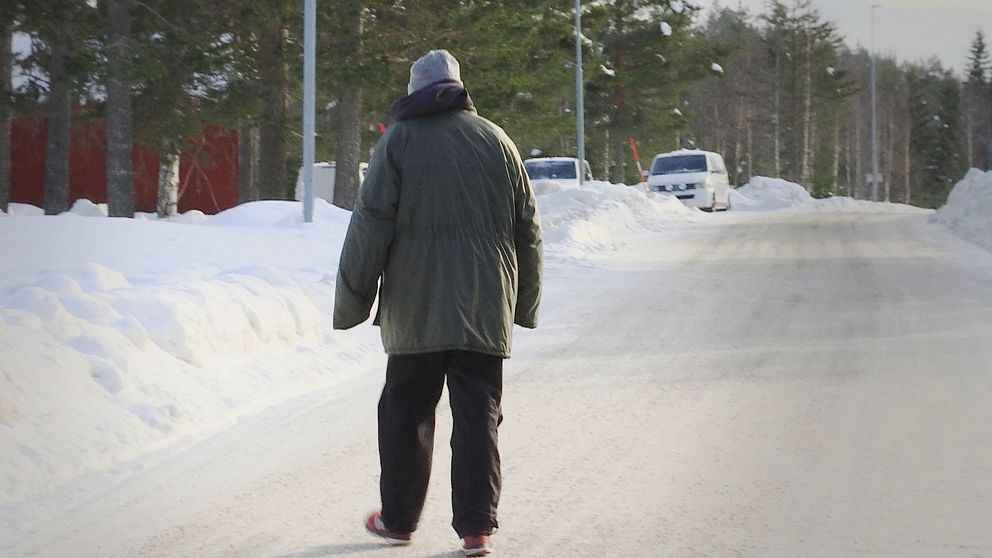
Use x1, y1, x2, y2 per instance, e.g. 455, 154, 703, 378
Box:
574, 0, 586, 185
302, 0, 316, 222
869, 4, 882, 202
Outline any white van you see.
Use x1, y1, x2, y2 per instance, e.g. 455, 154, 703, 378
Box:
647, 150, 731, 211
523, 157, 593, 186
294, 161, 368, 203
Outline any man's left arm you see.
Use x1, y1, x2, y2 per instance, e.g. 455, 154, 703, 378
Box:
509, 143, 543, 329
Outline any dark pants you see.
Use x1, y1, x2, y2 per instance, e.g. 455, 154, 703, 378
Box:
378, 350, 503, 538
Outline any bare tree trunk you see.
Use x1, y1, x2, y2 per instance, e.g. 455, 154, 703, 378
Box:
773, 52, 781, 178
609, 132, 626, 184
745, 115, 753, 183
854, 107, 863, 199
965, 102, 974, 168
603, 126, 610, 180
832, 120, 840, 194
799, 33, 812, 189
713, 103, 722, 155
884, 107, 894, 201
986, 83, 992, 170
104, 0, 134, 217
257, 0, 289, 200
335, 87, 363, 209
157, 140, 180, 217
608, 3, 628, 184
333, 0, 364, 210
732, 97, 743, 185
44, 23, 72, 215
238, 118, 259, 203
844, 124, 852, 196
0, 24, 11, 213
904, 121, 911, 204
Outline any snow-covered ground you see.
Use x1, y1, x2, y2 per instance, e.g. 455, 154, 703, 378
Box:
0, 179, 698, 506
0, 171, 992, 555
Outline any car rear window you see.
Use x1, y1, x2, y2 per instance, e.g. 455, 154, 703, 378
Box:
651, 155, 707, 175
525, 160, 577, 180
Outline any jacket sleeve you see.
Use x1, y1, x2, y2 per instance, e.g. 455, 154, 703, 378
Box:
510, 144, 543, 328
333, 131, 401, 330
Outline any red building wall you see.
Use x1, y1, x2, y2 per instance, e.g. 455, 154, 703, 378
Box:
10, 118, 238, 215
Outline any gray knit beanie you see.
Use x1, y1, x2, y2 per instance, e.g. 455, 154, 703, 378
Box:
407, 50, 462, 94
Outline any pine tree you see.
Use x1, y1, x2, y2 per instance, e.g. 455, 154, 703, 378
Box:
757, 1, 850, 190
582, 0, 718, 183
102, 0, 134, 217
19, 1, 101, 215
965, 29, 991, 170
315, 0, 573, 206
255, 0, 293, 201
115, 0, 262, 215
966, 29, 990, 85
908, 60, 966, 208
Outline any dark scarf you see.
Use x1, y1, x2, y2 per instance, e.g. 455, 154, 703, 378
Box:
391, 79, 475, 122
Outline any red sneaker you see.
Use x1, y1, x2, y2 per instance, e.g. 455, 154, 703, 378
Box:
364, 511, 412, 546
462, 534, 494, 556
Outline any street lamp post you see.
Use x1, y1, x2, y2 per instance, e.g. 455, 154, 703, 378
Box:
302, 0, 316, 222
574, 0, 585, 185
869, 4, 881, 202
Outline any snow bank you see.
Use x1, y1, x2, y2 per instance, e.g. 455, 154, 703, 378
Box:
0, 200, 379, 505
930, 168, 992, 252
1, 203, 44, 217
734, 176, 927, 214
66, 199, 108, 217
539, 181, 699, 259
0, 181, 700, 505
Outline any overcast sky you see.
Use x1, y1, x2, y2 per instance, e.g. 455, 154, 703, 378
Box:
698, 0, 991, 76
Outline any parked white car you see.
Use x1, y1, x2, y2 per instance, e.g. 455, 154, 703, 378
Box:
524, 157, 593, 186
647, 150, 731, 211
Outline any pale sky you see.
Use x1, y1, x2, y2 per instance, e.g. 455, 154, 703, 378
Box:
699, 0, 991, 76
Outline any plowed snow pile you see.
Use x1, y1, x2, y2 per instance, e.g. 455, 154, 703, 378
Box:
930, 168, 992, 252
733, 176, 926, 213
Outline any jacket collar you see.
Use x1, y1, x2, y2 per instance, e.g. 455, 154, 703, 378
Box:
392, 79, 475, 122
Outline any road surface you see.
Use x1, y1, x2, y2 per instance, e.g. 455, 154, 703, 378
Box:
4, 212, 992, 557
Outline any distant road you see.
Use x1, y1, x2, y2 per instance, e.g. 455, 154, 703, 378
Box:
5, 212, 992, 558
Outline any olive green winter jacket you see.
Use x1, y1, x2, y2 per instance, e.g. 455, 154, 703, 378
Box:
333, 81, 542, 358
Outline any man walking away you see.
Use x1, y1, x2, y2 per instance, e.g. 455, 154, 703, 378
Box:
333, 49, 542, 557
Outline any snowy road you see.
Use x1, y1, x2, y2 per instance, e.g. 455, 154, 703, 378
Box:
5, 212, 992, 557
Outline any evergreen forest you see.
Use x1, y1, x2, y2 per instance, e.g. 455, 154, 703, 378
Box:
0, 0, 989, 215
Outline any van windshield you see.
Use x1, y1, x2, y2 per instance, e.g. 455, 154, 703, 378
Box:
651, 155, 707, 175
525, 160, 577, 180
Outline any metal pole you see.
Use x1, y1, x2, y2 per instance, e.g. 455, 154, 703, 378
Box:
302, 0, 316, 222
869, 4, 880, 202
574, 0, 586, 185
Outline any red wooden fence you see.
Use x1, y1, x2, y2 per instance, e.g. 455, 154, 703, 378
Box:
10, 118, 238, 215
